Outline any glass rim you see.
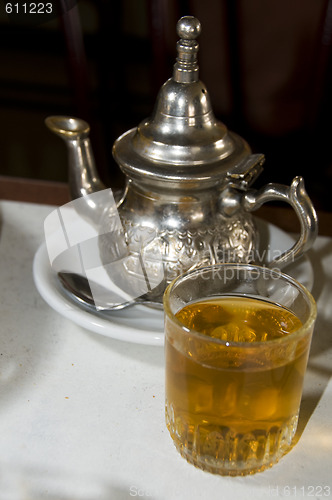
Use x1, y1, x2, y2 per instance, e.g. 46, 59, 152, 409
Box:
163, 263, 317, 348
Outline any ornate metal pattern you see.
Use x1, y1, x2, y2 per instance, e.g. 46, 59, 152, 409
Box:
99, 210, 257, 295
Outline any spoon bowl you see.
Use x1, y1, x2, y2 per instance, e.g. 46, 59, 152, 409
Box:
58, 272, 165, 312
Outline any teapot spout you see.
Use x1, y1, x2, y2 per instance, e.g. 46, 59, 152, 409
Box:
45, 116, 107, 224
45, 116, 105, 200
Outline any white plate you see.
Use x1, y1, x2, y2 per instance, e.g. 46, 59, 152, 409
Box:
33, 218, 314, 346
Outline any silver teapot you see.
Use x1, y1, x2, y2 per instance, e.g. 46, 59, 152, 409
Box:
46, 16, 317, 299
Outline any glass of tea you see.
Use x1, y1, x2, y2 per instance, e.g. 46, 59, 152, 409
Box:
163, 263, 317, 476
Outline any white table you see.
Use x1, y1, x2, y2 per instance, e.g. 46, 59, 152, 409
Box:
0, 200, 331, 500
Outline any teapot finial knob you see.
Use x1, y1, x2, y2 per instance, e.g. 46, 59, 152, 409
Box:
176, 15, 201, 39
174, 16, 201, 83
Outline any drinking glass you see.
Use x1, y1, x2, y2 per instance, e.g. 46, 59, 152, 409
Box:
163, 264, 316, 476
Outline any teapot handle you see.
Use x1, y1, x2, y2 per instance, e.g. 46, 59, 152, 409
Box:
242, 176, 318, 268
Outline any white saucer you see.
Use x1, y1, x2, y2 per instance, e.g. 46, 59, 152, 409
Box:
33, 218, 314, 346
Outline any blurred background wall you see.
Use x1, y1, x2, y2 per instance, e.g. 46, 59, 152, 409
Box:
0, 0, 331, 210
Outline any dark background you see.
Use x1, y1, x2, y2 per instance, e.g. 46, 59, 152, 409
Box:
0, 0, 331, 211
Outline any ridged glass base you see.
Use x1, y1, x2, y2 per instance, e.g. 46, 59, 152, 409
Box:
166, 401, 299, 476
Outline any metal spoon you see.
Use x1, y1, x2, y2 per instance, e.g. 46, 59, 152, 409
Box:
57, 271, 165, 311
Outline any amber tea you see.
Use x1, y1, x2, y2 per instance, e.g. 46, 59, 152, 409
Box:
165, 296, 312, 475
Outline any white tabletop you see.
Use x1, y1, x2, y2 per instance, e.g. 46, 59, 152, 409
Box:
0, 200, 331, 500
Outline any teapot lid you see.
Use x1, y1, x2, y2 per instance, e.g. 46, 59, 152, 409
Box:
113, 16, 262, 190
